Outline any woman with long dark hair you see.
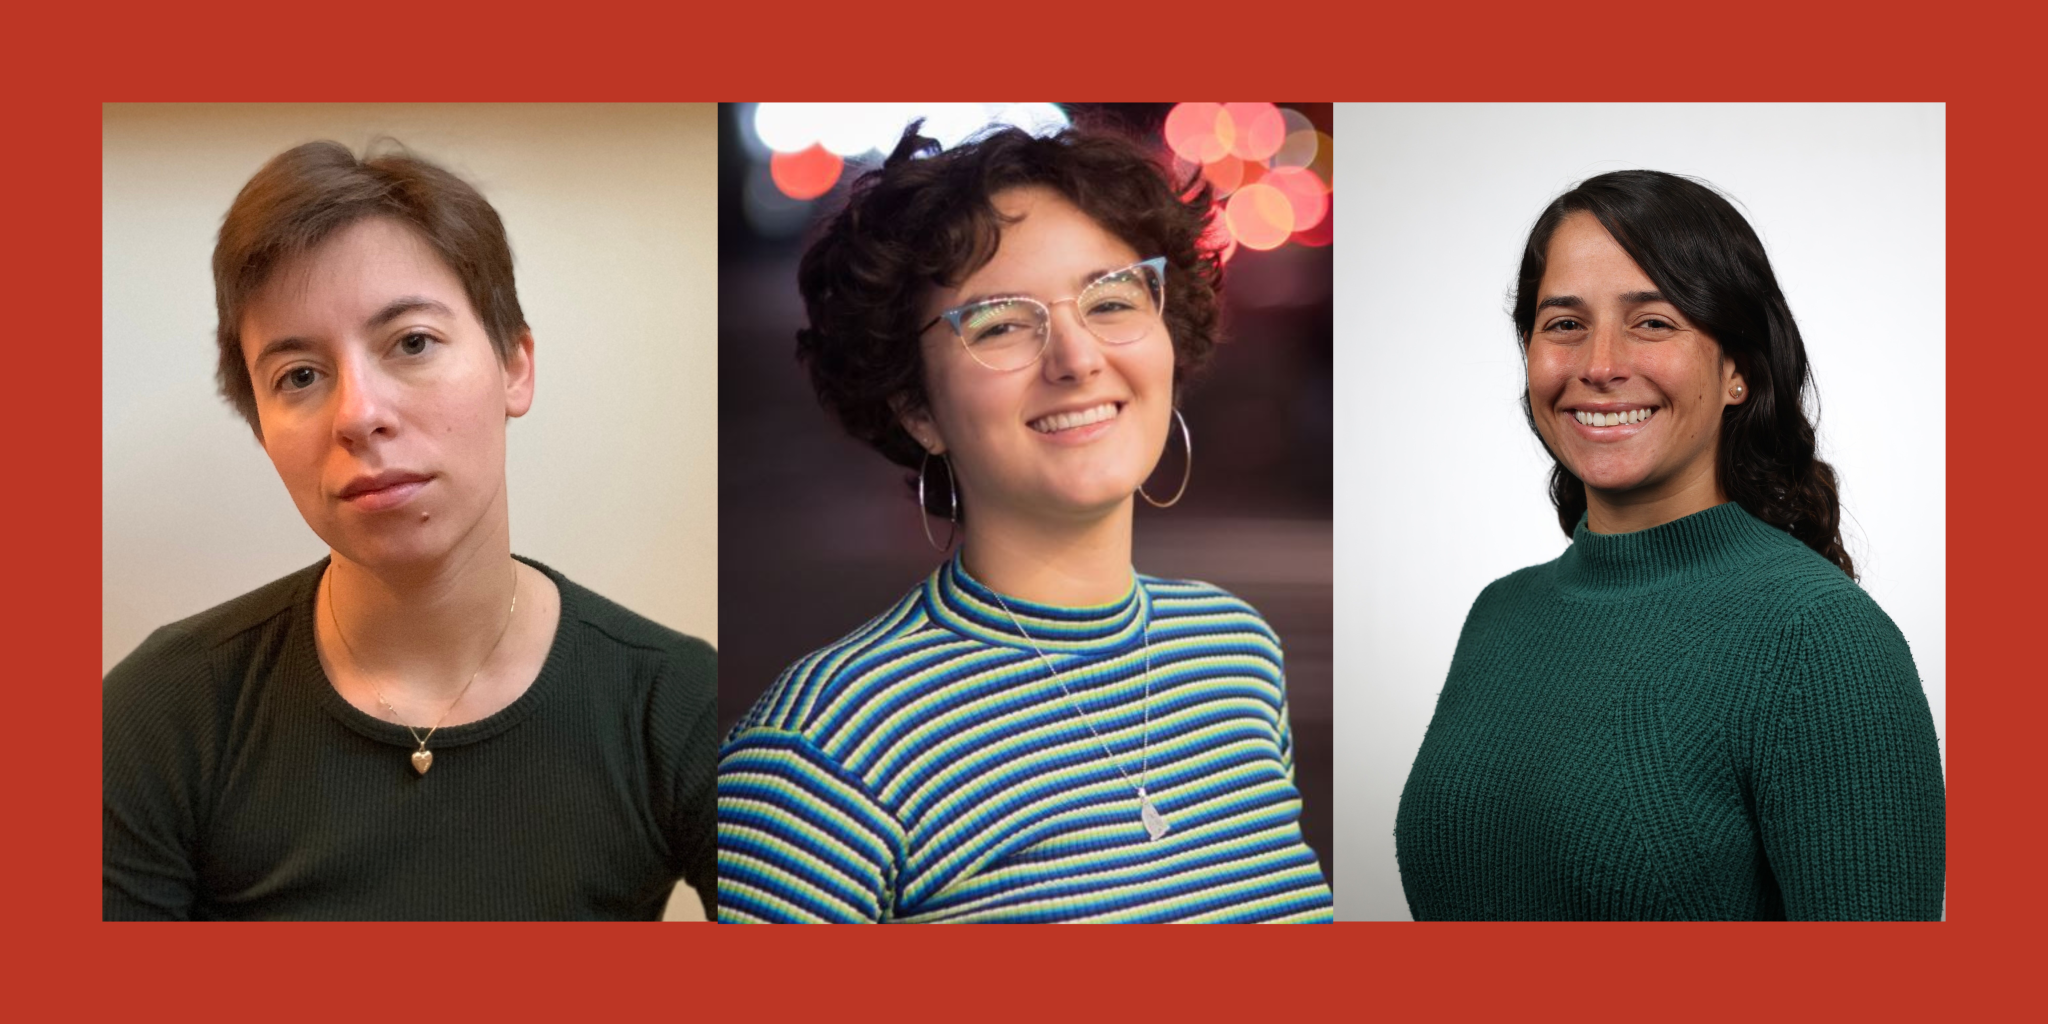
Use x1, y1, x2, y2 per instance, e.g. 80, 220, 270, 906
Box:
715, 124, 1333, 923
1393, 170, 1944, 920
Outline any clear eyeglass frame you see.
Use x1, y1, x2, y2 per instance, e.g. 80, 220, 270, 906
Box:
919, 256, 1169, 372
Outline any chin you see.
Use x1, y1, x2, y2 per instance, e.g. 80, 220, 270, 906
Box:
1040, 479, 1142, 519
321, 522, 451, 571
1568, 459, 1657, 495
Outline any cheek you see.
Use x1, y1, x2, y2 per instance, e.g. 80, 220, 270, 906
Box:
934, 374, 1016, 442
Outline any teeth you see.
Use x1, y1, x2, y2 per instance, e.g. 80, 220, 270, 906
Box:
1575, 408, 1654, 427
1030, 403, 1120, 433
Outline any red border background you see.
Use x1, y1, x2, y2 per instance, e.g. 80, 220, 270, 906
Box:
24, 3, 2038, 1018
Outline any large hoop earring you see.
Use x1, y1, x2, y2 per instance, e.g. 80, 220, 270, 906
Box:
918, 451, 959, 552
1139, 409, 1193, 508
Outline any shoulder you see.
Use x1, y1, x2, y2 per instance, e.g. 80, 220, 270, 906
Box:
103, 562, 321, 716
1769, 581, 1917, 681
541, 562, 717, 718
1139, 575, 1287, 692
1728, 524, 1872, 613
1463, 557, 1559, 622
1143, 575, 1276, 639
727, 581, 932, 739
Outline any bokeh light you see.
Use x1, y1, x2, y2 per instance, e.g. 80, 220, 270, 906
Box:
1264, 166, 1330, 232
1226, 182, 1296, 250
1165, 103, 1231, 164
1223, 103, 1286, 162
770, 144, 843, 200
751, 103, 1072, 158
1201, 154, 1248, 195
1161, 104, 1330, 257
1272, 108, 1319, 169
1305, 131, 1335, 185
1292, 194, 1334, 247
995, 103, 1071, 137
741, 103, 1328, 260
750, 103, 820, 153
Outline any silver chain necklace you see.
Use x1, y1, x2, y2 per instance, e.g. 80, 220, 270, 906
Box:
988, 583, 1171, 842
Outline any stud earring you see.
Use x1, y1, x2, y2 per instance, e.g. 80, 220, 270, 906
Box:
1731, 383, 1746, 399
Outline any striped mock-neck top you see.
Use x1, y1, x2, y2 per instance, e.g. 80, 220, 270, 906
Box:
717, 554, 1333, 923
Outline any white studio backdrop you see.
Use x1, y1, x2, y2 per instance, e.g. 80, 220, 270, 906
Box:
102, 104, 720, 920
1332, 104, 1945, 921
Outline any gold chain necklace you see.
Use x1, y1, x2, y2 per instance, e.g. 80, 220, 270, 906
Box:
324, 562, 519, 776
989, 581, 1171, 842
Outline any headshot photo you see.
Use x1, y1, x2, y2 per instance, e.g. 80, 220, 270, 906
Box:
715, 103, 1337, 922
101, 103, 719, 921
1334, 103, 1946, 920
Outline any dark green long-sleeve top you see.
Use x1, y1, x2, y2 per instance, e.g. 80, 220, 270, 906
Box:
103, 557, 718, 921
1394, 502, 1945, 920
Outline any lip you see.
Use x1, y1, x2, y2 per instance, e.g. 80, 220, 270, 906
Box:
337, 471, 432, 511
1026, 400, 1127, 446
1561, 402, 1659, 441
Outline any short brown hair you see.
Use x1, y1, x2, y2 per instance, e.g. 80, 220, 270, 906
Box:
795, 123, 1223, 515
212, 141, 526, 438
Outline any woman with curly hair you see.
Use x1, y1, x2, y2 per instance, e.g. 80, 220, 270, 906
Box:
1393, 171, 1946, 920
716, 124, 1334, 923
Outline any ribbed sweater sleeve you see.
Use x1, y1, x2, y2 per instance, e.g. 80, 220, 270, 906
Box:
716, 728, 905, 923
102, 623, 222, 921
1277, 696, 1299, 781
651, 639, 722, 919
1751, 591, 1947, 920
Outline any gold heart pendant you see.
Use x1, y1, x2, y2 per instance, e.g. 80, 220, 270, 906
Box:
411, 749, 434, 776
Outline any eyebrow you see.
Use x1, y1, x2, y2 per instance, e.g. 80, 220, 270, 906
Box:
250, 297, 455, 368
1536, 290, 1666, 311
366, 296, 454, 329
949, 266, 1130, 310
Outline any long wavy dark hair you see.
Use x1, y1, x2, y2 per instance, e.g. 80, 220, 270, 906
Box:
1512, 170, 1853, 577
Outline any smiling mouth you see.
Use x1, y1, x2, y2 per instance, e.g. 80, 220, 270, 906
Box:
1030, 402, 1122, 434
1573, 407, 1658, 427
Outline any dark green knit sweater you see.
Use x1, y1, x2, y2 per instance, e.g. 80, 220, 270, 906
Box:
102, 557, 717, 921
1394, 503, 1945, 920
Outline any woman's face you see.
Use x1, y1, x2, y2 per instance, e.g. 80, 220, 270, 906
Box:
240, 217, 534, 571
903, 186, 1177, 528
1526, 211, 1744, 512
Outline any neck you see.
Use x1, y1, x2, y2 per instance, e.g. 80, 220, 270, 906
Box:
1584, 460, 1727, 535
958, 498, 1136, 606
321, 518, 520, 701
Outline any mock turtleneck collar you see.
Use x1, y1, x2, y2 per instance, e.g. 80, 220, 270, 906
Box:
1552, 501, 1795, 597
923, 551, 1152, 655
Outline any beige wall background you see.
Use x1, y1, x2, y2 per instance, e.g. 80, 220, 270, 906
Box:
102, 103, 718, 920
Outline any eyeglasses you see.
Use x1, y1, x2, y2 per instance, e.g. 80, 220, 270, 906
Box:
919, 256, 1168, 372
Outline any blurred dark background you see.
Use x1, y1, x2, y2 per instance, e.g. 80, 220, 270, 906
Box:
717, 103, 1336, 890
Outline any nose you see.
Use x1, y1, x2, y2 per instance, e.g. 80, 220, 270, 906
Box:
1578, 319, 1630, 390
1039, 301, 1105, 383
331, 353, 398, 448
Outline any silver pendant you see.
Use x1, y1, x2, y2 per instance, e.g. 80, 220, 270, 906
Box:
411, 749, 434, 775
1139, 789, 1170, 842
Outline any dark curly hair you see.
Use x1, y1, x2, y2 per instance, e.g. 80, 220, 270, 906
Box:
795, 122, 1223, 517
1512, 170, 1854, 577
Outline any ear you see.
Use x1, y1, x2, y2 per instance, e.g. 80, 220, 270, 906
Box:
1722, 352, 1748, 407
504, 330, 536, 418
891, 393, 944, 454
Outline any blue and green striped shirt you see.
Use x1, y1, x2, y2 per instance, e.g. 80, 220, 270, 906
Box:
717, 555, 1333, 923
